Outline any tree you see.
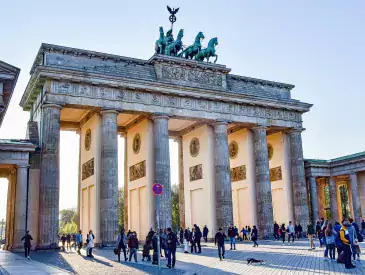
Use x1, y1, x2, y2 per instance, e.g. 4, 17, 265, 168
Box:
339, 185, 350, 219
59, 208, 78, 234
323, 185, 332, 220
171, 184, 180, 232
118, 187, 124, 230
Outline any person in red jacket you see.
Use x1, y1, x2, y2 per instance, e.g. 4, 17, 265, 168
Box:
128, 231, 139, 262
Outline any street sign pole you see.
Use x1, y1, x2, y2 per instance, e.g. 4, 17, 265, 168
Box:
156, 194, 161, 275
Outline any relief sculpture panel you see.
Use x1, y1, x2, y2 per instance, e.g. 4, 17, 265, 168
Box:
82, 158, 94, 180
189, 164, 203, 182
230, 165, 246, 182
129, 160, 146, 182
270, 166, 282, 182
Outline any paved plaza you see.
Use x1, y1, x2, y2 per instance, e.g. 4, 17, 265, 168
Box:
1, 240, 365, 274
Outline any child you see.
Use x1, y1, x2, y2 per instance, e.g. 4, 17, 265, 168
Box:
142, 241, 152, 261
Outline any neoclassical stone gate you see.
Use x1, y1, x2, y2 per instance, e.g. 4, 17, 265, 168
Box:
19, 43, 313, 246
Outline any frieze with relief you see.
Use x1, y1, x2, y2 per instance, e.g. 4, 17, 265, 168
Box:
270, 166, 282, 182
82, 158, 94, 180
190, 164, 203, 182
231, 165, 246, 182
85, 129, 91, 151
129, 160, 146, 182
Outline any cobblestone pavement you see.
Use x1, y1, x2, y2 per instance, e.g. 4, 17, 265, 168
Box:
1, 240, 365, 274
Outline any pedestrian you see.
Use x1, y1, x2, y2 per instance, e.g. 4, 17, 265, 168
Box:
333, 221, 342, 260
183, 227, 190, 253
306, 221, 316, 249
287, 221, 295, 244
146, 228, 154, 243
152, 232, 159, 265
321, 220, 329, 260
116, 228, 127, 262
298, 223, 303, 239
72, 233, 77, 250
190, 228, 197, 253
87, 230, 95, 257
128, 231, 139, 262
179, 227, 184, 244
166, 227, 177, 268
280, 223, 286, 244
340, 219, 356, 269
273, 222, 279, 240
247, 226, 252, 241
142, 241, 152, 262
228, 224, 236, 250
61, 234, 66, 251
76, 230, 83, 254
194, 224, 202, 253
203, 225, 209, 242
316, 220, 322, 240
21, 230, 33, 260
252, 225, 259, 247
348, 218, 359, 261
66, 233, 71, 251
215, 227, 226, 261
160, 229, 167, 257
234, 226, 239, 240
325, 223, 337, 261
241, 227, 247, 241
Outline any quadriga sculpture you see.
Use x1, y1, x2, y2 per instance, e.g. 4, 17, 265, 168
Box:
178, 31, 205, 59
194, 37, 218, 63
164, 29, 184, 56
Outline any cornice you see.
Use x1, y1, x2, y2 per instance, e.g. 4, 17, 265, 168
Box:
21, 66, 312, 114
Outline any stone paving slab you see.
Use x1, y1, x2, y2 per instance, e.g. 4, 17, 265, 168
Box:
1, 240, 365, 274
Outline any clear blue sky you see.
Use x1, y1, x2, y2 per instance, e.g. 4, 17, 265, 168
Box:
0, 1, 364, 216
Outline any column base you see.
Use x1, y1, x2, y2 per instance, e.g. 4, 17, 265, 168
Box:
34, 243, 60, 251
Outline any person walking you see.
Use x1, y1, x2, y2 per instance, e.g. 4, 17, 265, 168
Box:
280, 223, 286, 244
215, 228, 226, 261
252, 225, 259, 247
66, 233, 72, 251
21, 230, 33, 260
273, 222, 279, 240
247, 226, 252, 241
152, 232, 159, 265
347, 218, 359, 261
190, 228, 197, 253
340, 219, 356, 269
179, 227, 184, 244
306, 221, 316, 249
325, 223, 337, 261
321, 220, 329, 260
183, 227, 190, 253
166, 228, 177, 268
61, 234, 66, 251
228, 224, 236, 250
194, 224, 202, 253
116, 229, 128, 262
287, 221, 295, 244
298, 223, 303, 239
161, 229, 167, 258
203, 225, 209, 242
87, 230, 95, 257
128, 231, 139, 262
333, 221, 343, 260
76, 230, 83, 255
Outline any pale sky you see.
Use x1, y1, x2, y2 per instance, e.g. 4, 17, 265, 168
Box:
0, 1, 364, 219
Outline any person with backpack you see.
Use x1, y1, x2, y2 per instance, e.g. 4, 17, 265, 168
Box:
166, 228, 177, 268
215, 227, 227, 261
325, 223, 337, 261
340, 219, 356, 269
116, 228, 128, 262
21, 230, 33, 260
306, 221, 316, 249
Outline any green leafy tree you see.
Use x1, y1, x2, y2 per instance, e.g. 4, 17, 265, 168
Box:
171, 184, 180, 232
118, 187, 124, 230
324, 185, 332, 220
59, 208, 78, 234
339, 185, 350, 219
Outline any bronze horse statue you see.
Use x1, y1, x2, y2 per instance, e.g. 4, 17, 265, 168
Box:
178, 31, 205, 59
164, 29, 184, 56
194, 37, 218, 63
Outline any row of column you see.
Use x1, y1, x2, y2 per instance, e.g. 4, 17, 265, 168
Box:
38, 103, 309, 245
308, 174, 362, 224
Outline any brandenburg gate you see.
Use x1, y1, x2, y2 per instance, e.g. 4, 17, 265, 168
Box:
17, 29, 313, 247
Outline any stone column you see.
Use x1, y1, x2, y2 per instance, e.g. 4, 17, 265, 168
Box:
252, 125, 273, 238
213, 121, 233, 233
308, 176, 319, 223
123, 135, 128, 230
176, 137, 185, 229
39, 104, 62, 248
151, 114, 172, 229
328, 177, 339, 222
100, 109, 119, 245
288, 129, 310, 227
13, 165, 29, 248
350, 173, 362, 224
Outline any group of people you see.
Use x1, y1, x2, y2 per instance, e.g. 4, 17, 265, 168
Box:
59, 230, 94, 257
273, 221, 303, 244
306, 217, 363, 269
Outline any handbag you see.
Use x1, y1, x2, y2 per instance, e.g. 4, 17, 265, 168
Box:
357, 233, 363, 243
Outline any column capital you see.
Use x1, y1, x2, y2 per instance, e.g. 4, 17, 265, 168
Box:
16, 164, 30, 169
252, 124, 268, 131
100, 109, 120, 115
212, 120, 230, 127
349, 172, 358, 177
287, 127, 306, 133
42, 103, 63, 110
150, 113, 170, 120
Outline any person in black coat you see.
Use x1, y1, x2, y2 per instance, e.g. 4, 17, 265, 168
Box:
194, 224, 202, 253
21, 230, 33, 259
203, 225, 209, 242
251, 225, 259, 247
166, 228, 178, 268
215, 228, 227, 261
274, 222, 279, 240
179, 227, 184, 244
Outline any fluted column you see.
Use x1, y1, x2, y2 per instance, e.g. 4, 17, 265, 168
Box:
176, 137, 185, 229
213, 122, 233, 233
288, 129, 310, 227
309, 176, 319, 223
39, 104, 62, 248
100, 109, 119, 245
350, 173, 362, 224
328, 177, 339, 222
252, 125, 273, 237
152, 114, 172, 229
13, 165, 29, 248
